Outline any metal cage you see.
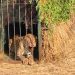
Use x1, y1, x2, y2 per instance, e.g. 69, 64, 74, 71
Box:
0, 0, 42, 62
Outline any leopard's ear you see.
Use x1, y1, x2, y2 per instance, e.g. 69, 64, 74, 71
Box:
34, 36, 37, 43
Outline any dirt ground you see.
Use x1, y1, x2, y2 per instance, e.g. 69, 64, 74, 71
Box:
0, 58, 75, 75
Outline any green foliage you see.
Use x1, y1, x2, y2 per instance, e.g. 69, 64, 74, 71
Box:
36, 0, 75, 26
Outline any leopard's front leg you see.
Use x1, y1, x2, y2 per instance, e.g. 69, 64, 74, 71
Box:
28, 47, 35, 65
17, 47, 28, 64
18, 54, 28, 64
29, 47, 34, 59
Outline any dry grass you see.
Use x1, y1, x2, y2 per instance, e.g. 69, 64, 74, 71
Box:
0, 20, 75, 75
0, 60, 75, 75
0, 13, 75, 75
49, 16, 75, 62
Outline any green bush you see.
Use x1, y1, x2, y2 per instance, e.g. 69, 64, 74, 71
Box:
36, 0, 75, 26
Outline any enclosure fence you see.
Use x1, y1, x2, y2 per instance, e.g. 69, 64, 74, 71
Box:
0, 0, 42, 61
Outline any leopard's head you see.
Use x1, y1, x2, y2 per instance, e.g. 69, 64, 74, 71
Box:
24, 34, 36, 48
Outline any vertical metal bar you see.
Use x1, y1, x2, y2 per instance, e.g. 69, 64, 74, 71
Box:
31, 0, 33, 34
13, 0, 16, 60
19, 0, 21, 37
7, 0, 10, 57
0, 2, 1, 51
25, 1, 27, 34
1, 0, 4, 53
0, 0, 2, 51
24, 1, 29, 53
0, 1, 1, 51
38, 14, 42, 61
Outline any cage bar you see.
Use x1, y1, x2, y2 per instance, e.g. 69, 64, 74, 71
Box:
38, 13, 42, 61
31, 0, 33, 34
24, 0, 28, 55
0, 1, 2, 51
13, 0, 16, 60
1, 0, 4, 52
24, 0, 28, 34
7, 0, 10, 57
19, 0, 21, 37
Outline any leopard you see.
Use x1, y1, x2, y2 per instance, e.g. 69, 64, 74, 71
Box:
9, 34, 36, 65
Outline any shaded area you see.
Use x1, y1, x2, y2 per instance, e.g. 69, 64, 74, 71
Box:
4, 22, 39, 61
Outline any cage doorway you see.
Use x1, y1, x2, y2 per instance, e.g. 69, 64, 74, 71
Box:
0, 0, 41, 63
4, 22, 39, 61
